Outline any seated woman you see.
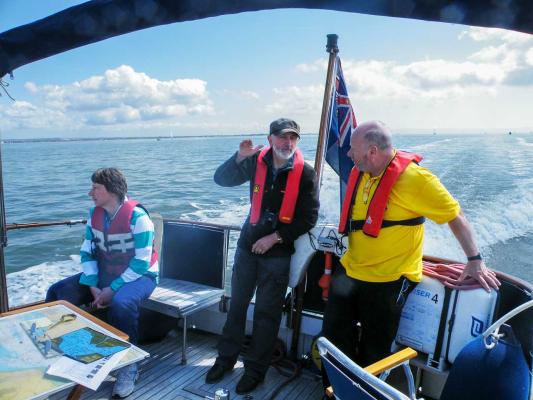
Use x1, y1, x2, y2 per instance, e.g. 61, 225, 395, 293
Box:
46, 167, 158, 398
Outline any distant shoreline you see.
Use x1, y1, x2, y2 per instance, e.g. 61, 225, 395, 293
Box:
0, 133, 270, 144
1, 130, 530, 144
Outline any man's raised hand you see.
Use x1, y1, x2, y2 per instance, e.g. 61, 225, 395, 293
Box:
236, 140, 264, 163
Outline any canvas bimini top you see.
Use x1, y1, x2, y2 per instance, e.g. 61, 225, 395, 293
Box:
1, 0, 533, 79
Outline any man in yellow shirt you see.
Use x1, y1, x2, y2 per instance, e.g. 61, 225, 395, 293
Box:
322, 120, 500, 366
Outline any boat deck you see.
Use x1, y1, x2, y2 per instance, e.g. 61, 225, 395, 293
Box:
51, 328, 324, 400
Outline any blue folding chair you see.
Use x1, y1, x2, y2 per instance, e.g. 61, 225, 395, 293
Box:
317, 337, 418, 400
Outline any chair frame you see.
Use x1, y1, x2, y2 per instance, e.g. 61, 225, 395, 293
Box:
318, 337, 418, 400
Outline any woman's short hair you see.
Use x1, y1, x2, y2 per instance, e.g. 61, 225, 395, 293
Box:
91, 168, 128, 202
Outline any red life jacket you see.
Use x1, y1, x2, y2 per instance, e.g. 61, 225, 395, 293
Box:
338, 150, 424, 237
250, 147, 304, 225
91, 200, 158, 282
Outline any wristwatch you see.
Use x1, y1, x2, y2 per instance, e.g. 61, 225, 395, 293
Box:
467, 253, 482, 261
275, 231, 283, 244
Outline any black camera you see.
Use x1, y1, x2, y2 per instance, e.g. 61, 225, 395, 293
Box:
259, 211, 278, 230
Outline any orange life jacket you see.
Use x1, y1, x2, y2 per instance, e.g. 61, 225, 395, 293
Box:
250, 147, 304, 225
338, 150, 424, 237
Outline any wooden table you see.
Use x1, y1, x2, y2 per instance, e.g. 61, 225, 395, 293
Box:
0, 300, 146, 400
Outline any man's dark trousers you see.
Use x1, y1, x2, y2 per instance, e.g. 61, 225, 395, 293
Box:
215, 247, 290, 379
322, 266, 415, 366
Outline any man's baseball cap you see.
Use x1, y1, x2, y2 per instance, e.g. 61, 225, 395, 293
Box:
269, 118, 300, 138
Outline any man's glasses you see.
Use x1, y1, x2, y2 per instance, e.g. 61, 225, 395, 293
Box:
362, 179, 376, 204
396, 279, 413, 307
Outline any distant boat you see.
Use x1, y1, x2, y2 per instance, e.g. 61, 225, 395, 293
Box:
509, 131, 512, 135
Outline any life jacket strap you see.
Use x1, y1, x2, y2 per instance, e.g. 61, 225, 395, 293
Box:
346, 216, 425, 232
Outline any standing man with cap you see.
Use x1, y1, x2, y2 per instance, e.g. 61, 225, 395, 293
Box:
206, 118, 319, 394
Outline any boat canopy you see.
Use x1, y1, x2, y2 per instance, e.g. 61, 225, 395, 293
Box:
1, 0, 533, 78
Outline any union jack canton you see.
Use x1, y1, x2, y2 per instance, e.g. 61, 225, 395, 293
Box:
325, 57, 357, 204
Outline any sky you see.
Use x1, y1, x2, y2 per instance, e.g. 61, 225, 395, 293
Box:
0, 1, 532, 139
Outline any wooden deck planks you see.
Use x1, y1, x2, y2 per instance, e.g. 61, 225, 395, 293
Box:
129, 333, 216, 400
50, 329, 323, 400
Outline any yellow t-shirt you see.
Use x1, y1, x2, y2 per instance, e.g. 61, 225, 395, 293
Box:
340, 161, 460, 283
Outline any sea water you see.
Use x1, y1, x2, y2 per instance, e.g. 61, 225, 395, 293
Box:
2, 133, 532, 307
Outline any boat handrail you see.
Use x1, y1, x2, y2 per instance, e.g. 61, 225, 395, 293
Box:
482, 299, 533, 349
160, 218, 241, 232
5, 218, 242, 232
6, 219, 87, 230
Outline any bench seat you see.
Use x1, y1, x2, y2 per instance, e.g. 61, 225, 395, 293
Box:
142, 278, 224, 364
141, 219, 229, 364
143, 278, 224, 319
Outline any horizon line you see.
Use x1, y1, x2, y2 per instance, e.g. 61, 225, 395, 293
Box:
1, 130, 531, 144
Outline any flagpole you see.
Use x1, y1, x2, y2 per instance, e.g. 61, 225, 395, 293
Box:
289, 35, 339, 360
314, 34, 338, 188
0, 141, 9, 313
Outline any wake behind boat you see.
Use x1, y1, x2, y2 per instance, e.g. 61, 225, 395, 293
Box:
0, 2, 532, 400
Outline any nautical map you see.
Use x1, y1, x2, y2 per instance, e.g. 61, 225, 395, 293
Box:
19, 317, 64, 359
51, 327, 130, 363
0, 303, 146, 400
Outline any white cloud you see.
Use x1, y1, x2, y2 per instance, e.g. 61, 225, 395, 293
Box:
4, 26, 532, 137
296, 59, 327, 73
398, 59, 506, 87
459, 27, 532, 45
0, 100, 71, 130
343, 60, 413, 98
294, 26, 533, 105
336, 59, 496, 102
266, 85, 324, 115
469, 44, 509, 62
525, 48, 533, 66
85, 105, 141, 125
240, 90, 260, 100
4, 100, 36, 116
219, 89, 259, 100
287, 27, 533, 132
24, 82, 38, 93
15, 65, 213, 129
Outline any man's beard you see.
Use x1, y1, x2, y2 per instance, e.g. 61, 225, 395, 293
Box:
272, 144, 296, 160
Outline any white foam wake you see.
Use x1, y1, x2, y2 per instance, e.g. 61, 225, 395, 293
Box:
183, 164, 342, 226
424, 179, 533, 262
182, 198, 248, 226
7, 255, 80, 308
467, 180, 533, 248
408, 138, 453, 152
514, 137, 533, 148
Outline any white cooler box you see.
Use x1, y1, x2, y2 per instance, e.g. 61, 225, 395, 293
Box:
396, 277, 498, 371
